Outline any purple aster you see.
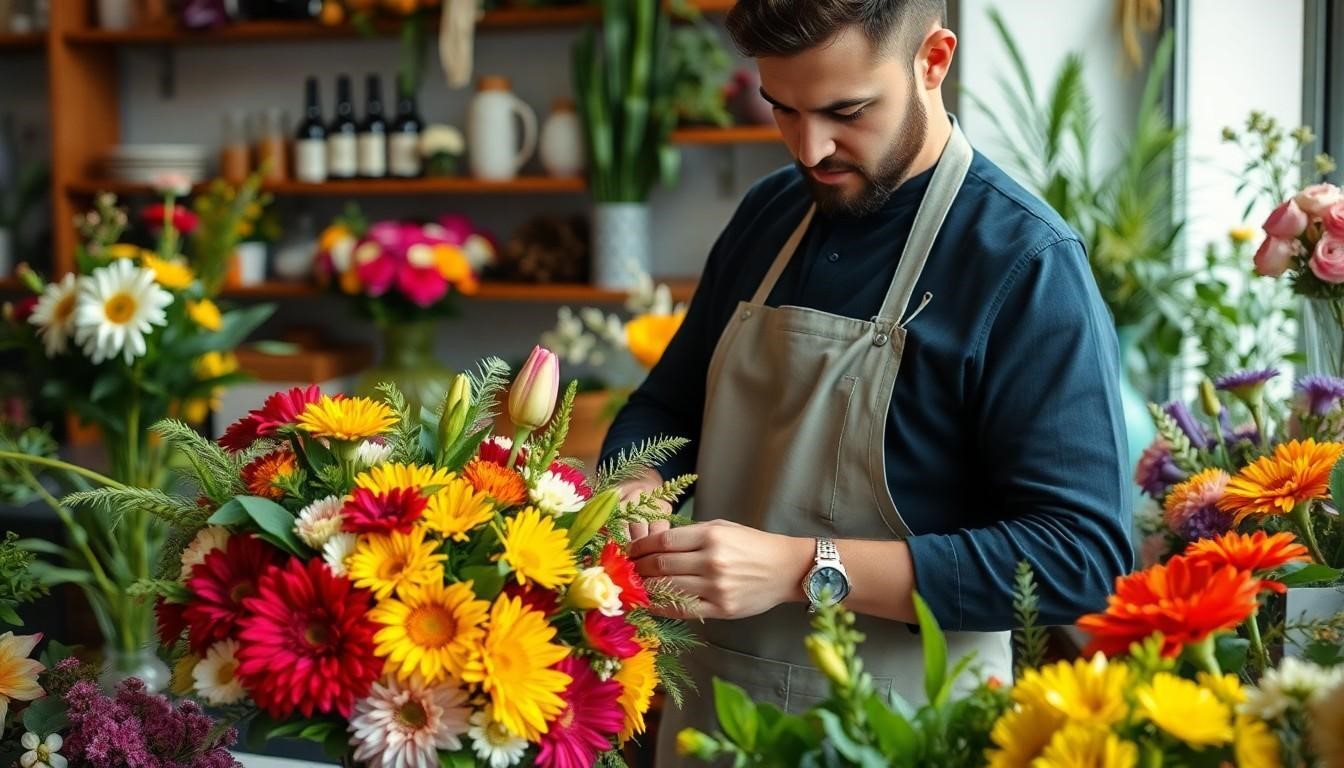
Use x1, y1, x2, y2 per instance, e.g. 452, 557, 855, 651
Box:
1296, 374, 1344, 416
62, 677, 240, 768
1163, 401, 1214, 449
1133, 439, 1187, 497
1214, 368, 1280, 402
1171, 504, 1235, 541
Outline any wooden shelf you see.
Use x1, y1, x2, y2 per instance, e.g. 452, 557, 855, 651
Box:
672, 124, 780, 145
0, 32, 44, 50
66, 176, 586, 197
221, 279, 697, 303
0, 277, 26, 293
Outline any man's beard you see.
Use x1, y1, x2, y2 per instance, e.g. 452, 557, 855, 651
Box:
800, 91, 928, 218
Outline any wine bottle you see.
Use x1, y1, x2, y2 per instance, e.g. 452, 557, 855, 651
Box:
357, 73, 388, 179
327, 75, 358, 180
389, 74, 423, 178
294, 76, 327, 183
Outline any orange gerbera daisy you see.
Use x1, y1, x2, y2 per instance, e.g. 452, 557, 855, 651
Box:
1218, 439, 1344, 524
241, 448, 298, 500
463, 458, 529, 508
1183, 530, 1310, 594
1076, 555, 1260, 658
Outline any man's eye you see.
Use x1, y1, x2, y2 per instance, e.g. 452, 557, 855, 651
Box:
834, 109, 866, 122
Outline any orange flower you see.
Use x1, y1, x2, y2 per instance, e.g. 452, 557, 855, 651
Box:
1183, 531, 1310, 593
1218, 439, 1344, 524
625, 312, 685, 369
463, 458, 529, 508
1076, 555, 1260, 658
241, 448, 298, 500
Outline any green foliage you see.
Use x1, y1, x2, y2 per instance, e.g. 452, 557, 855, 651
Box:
1011, 560, 1048, 676
0, 532, 48, 626
592, 436, 691, 492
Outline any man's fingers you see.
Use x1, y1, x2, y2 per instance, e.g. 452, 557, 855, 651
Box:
634, 552, 702, 578
648, 518, 672, 536
627, 520, 650, 541
627, 524, 706, 560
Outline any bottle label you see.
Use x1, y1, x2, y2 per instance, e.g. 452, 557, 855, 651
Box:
328, 134, 357, 177
294, 139, 327, 183
358, 133, 387, 178
389, 133, 421, 177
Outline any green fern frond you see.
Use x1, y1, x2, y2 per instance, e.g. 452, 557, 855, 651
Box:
376, 382, 426, 465
156, 525, 197, 581
152, 419, 244, 501
128, 578, 190, 602
592, 437, 691, 492
466, 357, 514, 430
1012, 560, 1048, 675
654, 653, 695, 709
527, 381, 579, 477
64, 487, 210, 529
596, 751, 630, 768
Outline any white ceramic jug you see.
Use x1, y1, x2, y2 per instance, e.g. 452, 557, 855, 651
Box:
539, 98, 586, 178
467, 75, 538, 181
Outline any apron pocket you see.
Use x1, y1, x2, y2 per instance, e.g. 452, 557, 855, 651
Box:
822, 375, 860, 523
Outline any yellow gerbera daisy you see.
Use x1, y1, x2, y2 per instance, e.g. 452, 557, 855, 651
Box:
1234, 714, 1282, 768
105, 243, 143, 260
496, 508, 577, 590
187, 298, 222, 331
140, 253, 196, 290
1136, 673, 1233, 747
423, 478, 496, 542
1218, 439, 1344, 523
369, 580, 489, 685
614, 644, 658, 743
1012, 653, 1132, 727
986, 701, 1067, 768
297, 395, 399, 442
347, 528, 446, 600
1034, 723, 1138, 768
355, 462, 456, 496
460, 596, 570, 741
1198, 671, 1247, 706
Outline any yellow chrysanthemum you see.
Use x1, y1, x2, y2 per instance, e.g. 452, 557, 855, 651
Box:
423, 477, 496, 542
347, 528, 447, 600
986, 701, 1067, 768
460, 596, 571, 741
140, 253, 195, 290
355, 462, 455, 496
625, 311, 685, 369
614, 644, 658, 743
297, 395, 399, 441
1198, 671, 1247, 706
105, 243, 144, 260
1012, 653, 1132, 727
187, 298, 222, 331
496, 508, 577, 590
1034, 723, 1138, 768
1218, 439, 1344, 523
369, 580, 489, 685
1234, 714, 1282, 768
1136, 673, 1233, 747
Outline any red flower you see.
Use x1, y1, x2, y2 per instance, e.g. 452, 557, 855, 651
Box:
599, 541, 649, 610
236, 557, 381, 719
142, 202, 200, 235
10, 297, 37, 324
1183, 530, 1311, 594
220, 385, 327, 452
503, 581, 559, 617
548, 461, 593, 500
342, 487, 427, 535
155, 598, 188, 646
536, 656, 625, 768
183, 534, 279, 653
583, 611, 641, 659
477, 435, 525, 468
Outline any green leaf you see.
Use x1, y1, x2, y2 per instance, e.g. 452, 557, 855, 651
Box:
711, 678, 758, 750
17, 538, 72, 559
39, 640, 78, 669
22, 696, 69, 737
1331, 455, 1344, 517
0, 603, 22, 627
814, 709, 884, 765
213, 496, 307, 557
1277, 562, 1343, 587
208, 499, 250, 526
460, 562, 508, 602
177, 304, 275, 358
865, 692, 917, 758
1214, 634, 1250, 675
29, 562, 94, 587
913, 593, 948, 706
440, 751, 477, 768
89, 371, 121, 404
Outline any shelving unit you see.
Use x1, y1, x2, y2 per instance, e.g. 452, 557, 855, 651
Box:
221, 278, 697, 303
0, 32, 44, 50
671, 124, 780, 144
66, 176, 588, 198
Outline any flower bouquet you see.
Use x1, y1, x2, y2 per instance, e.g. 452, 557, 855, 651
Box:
114, 346, 698, 767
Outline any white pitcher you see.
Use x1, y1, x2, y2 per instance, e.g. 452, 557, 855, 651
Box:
539, 98, 586, 178
467, 75, 538, 181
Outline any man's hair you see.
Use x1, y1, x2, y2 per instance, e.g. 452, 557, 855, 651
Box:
724, 0, 946, 62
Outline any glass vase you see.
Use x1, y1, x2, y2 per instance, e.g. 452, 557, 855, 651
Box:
99, 643, 171, 694
356, 319, 455, 414
1302, 297, 1344, 377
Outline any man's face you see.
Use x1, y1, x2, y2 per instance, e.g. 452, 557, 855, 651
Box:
758, 25, 928, 217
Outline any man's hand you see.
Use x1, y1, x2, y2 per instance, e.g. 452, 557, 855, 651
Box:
627, 519, 812, 620
616, 466, 672, 541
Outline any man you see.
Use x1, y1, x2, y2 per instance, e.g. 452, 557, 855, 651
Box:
599, 0, 1134, 762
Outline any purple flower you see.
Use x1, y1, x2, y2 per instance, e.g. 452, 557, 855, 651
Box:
1134, 439, 1187, 497
1219, 411, 1263, 447
1172, 504, 1235, 541
1164, 401, 1213, 449
1297, 374, 1344, 416
1214, 369, 1280, 406
62, 677, 239, 768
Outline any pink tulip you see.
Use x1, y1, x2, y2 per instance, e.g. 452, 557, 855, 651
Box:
1262, 199, 1309, 239
1295, 183, 1344, 217
508, 346, 560, 432
1323, 202, 1344, 239
1310, 233, 1344, 284
1254, 237, 1297, 277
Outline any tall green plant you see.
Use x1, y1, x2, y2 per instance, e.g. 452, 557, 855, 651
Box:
573, 0, 682, 203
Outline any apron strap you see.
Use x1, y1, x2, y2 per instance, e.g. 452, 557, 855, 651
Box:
877, 124, 974, 327
750, 204, 816, 306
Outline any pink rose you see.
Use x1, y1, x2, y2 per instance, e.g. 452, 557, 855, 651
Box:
1323, 202, 1344, 239
1310, 233, 1344, 284
1262, 199, 1309, 239
1295, 183, 1344, 217
1254, 237, 1298, 277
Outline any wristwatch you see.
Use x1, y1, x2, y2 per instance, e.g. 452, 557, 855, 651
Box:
803, 538, 851, 612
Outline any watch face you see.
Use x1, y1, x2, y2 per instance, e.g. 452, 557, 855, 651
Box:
808, 566, 849, 604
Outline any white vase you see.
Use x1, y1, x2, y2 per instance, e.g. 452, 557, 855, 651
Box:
234, 241, 268, 286
591, 203, 651, 290
96, 0, 134, 29
0, 228, 12, 277
539, 99, 585, 178
467, 75, 537, 181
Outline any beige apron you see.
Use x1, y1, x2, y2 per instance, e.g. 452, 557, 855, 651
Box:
655, 126, 1012, 765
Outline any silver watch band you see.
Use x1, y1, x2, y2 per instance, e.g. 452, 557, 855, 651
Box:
816, 537, 839, 562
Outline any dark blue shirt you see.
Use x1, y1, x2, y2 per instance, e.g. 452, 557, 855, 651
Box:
600, 148, 1134, 632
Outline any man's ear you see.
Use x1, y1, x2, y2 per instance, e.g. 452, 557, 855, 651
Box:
918, 28, 957, 90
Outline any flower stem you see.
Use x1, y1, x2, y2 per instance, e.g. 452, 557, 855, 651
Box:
1290, 502, 1329, 566
507, 426, 530, 470
1244, 612, 1268, 675
1184, 634, 1222, 677
0, 451, 126, 489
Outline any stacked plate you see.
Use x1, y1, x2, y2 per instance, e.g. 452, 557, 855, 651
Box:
102, 144, 209, 184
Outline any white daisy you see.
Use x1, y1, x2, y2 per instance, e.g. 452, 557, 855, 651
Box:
295, 496, 345, 549
353, 439, 394, 470
72, 259, 173, 365
19, 732, 65, 768
467, 707, 528, 768
179, 525, 231, 581
323, 533, 358, 577
192, 639, 246, 706
1240, 657, 1344, 720
349, 675, 472, 768
27, 274, 82, 358
527, 468, 586, 517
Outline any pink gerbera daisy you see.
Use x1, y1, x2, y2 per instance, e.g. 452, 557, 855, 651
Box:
583, 612, 641, 660
342, 487, 428, 535
535, 657, 624, 768
183, 534, 279, 652
236, 557, 381, 719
